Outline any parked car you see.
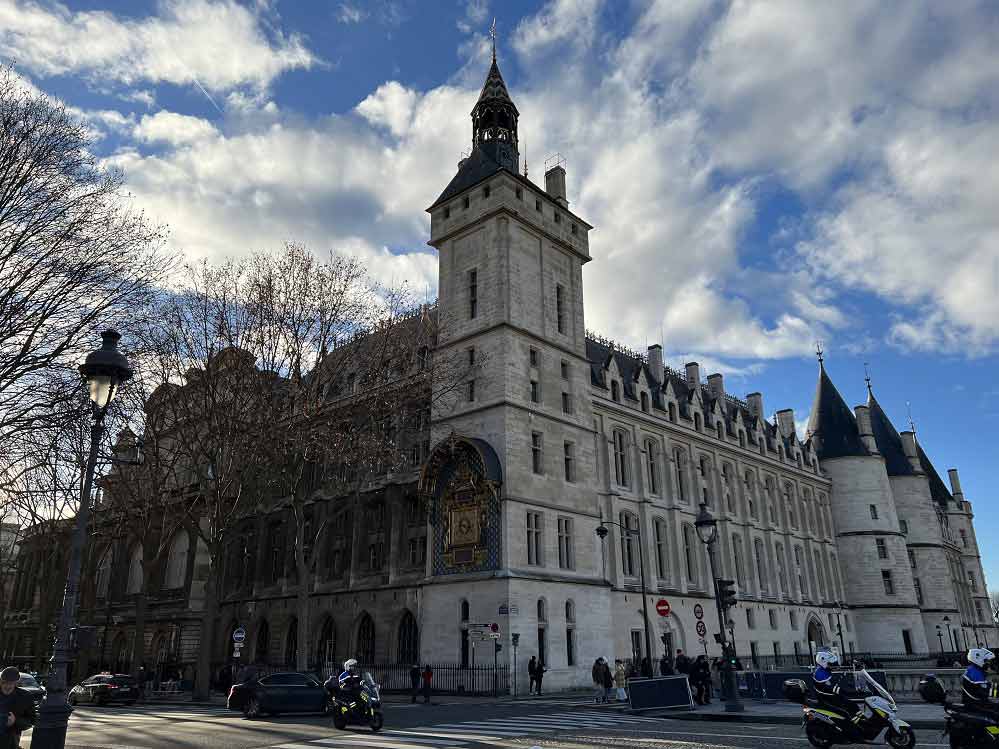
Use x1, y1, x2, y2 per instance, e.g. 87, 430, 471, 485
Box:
227, 672, 330, 718
68, 674, 139, 706
17, 673, 45, 703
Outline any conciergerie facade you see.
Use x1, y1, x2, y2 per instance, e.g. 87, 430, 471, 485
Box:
4, 53, 991, 692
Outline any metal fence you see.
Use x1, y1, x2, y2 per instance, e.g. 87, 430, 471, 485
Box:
737, 651, 966, 672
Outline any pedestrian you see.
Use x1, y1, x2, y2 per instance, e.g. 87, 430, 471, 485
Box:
0, 666, 36, 749
535, 661, 546, 695
591, 658, 606, 703
409, 664, 421, 704
614, 659, 628, 701
693, 655, 711, 705
600, 658, 615, 702
660, 654, 674, 676
640, 656, 653, 679
527, 656, 538, 695
421, 664, 432, 704
676, 649, 690, 675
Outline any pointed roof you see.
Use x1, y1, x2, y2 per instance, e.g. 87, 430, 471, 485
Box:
473, 58, 519, 115
867, 388, 915, 476
430, 147, 502, 208
806, 362, 870, 460
916, 443, 953, 507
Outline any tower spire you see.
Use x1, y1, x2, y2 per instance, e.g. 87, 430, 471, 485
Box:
490, 17, 497, 61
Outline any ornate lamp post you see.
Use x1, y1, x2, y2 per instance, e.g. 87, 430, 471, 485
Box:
834, 600, 848, 656
32, 331, 132, 749
944, 616, 955, 653
596, 518, 653, 674
936, 625, 944, 654
694, 502, 743, 712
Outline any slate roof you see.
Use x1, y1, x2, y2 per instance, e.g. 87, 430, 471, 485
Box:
431, 147, 504, 209
474, 58, 519, 115
867, 388, 915, 476
917, 443, 953, 507
806, 362, 870, 460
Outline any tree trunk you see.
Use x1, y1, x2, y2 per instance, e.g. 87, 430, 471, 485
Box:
296, 569, 309, 672
194, 553, 220, 700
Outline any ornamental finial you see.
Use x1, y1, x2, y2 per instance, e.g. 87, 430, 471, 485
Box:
490, 18, 497, 61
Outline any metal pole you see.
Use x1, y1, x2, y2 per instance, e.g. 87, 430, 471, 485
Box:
836, 613, 846, 656
493, 641, 498, 698
513, 643, 518, 698
705, 537, 743, 712
635, 526, 653, 674
32, 409, 105, 749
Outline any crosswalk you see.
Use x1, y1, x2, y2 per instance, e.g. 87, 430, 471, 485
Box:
271, 710, 664, 749
56, 704, 230, 725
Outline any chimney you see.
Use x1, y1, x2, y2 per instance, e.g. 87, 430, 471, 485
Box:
776, 409, 796, 439
545, 164, 568, 207
685, 362, 700, 389
899, 431, 924, 474
746, 392, 764, 419
707, 373, 725, 401
854, 405, 878, 454
948, 468, 965, 500
647, 345, 663, 384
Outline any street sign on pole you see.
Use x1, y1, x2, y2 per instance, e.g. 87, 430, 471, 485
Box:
656, 599, 671, 617
233, 627, 246, 644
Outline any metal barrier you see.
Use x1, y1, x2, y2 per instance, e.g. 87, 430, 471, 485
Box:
627, 676, 693, 711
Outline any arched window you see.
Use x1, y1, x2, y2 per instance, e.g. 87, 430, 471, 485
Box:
738, 430, 746, 448
317, 617, 336, 674
164, 531, 189, 590
699, 456, 711, 506
565, 600, 576, 666
112, 632, 129, 674
537, 599, 547, 666
285, 618, 298, 666
398, 611, 419, 664
460, 600, 470, 667
673, 449, 687, 503
732, 534, 745, 587
126, 544, 143, 595
794, 545, 807, 600
96, 547, 112, 600
645, 439, 659, 495
654, 518, 668, 580
619, 512, 637, 576
357, 613, 376, 663
611, 380, 620, 402
613, 430, 629, 487
640, 392, 649, 412
784, 484, 796, 527
754, 538, 769, 595
683, 524, 698, 587
255, 620, 270, 664
775, 544, 788, 598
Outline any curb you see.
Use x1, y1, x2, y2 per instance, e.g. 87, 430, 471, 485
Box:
656, 711, 946, 730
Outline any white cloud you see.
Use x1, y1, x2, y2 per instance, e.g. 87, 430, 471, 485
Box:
336, 3, 366, 24
0, 0, 318, 92
457, 0, 490, 34
513, 0, 603, 61
356, 82, 418, 138
133, 111, 219, 145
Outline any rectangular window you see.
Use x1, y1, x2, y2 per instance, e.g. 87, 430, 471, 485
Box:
960, 529, 968, 548
526, 511, 543, 566
571, 223, 577, 235
907, 549, 916, 568
529, 347, 539, 367
516, 187, 523, 200
876, 538, 888, 559
654, 519, 668, 579
976, 600, 984, 622
535, 199, 542, 211
467, 380, 476, 402
869, 504, 878, 520
914, 577, 923, 605
773, 642, 782, 658
468, 347, 476, 366
556, 284, 565, 333
613, 431, 629, 487
790, 611, 798, 630
557, 516, 574, 570
561, 360, 569, 379
530, 380, 540, 403
444, 206, 450, 219
882, 570, 894, 595
563, 441, 575, 482
566, 627, 576, 666
746, 608, 755, 629
561, 391, 572, 414
968, 571, 977, 592
769, 609, 778, 630
468, 269, 478, 319
554, 211, 561, 224
463, 195, 469, 209
483, 185, 490, 198
531, 432, 543, 474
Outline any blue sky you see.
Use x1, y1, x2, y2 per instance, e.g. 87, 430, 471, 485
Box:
3, 0, 998, 582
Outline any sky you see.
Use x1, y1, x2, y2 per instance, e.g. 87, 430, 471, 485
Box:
2, 0, 998, 584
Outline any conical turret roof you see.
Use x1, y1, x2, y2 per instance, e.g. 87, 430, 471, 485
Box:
806, 362, 870, 460
867, 388, 915, 476
474, 58, 519, 115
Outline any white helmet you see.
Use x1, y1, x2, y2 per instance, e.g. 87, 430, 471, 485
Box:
343, 658, 358, 672
968, 648, 995, 668
815, 651, 839, 669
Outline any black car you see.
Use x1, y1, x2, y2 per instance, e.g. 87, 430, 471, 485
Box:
17, 673, 45, 703
227, 672, 329, 718
68, 674, 139, 706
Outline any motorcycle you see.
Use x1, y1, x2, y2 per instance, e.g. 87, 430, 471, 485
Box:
326, 671, 384, 732
784, 666, 916, 749
919, 673, 999, 748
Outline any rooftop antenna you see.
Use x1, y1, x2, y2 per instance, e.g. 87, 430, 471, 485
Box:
490, 17, 497, 61
815, 340, 824, 364
864, 362, 872, 392
523, 138, 528, 177
906, 401, 916, 435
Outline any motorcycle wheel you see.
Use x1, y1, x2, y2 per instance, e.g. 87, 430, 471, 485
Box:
887, 727, 916, 749
369, 711, 384, 733
805, 721, 834, 749
333, 714, 347, 731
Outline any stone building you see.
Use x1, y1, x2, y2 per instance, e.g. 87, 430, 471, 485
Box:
3, 52, 992, 692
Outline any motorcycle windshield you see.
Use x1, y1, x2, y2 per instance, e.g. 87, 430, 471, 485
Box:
363, 672, 375, 687
363, 672, 380, 699
857, 669, 896, 711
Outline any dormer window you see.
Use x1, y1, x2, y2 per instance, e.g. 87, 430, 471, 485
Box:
668, 402, 677, 422
611, 380, 620, 402
640, 392, 649, 412
444, 207, 451, 219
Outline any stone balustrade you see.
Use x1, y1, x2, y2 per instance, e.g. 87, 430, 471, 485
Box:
884, 668, 963, 702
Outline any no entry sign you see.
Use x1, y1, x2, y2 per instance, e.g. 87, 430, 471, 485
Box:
655, 599, 671, 617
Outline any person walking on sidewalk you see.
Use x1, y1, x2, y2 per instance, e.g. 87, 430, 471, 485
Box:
591, 658, 606, 703
692, 655, 712, 705
676, 649, 690, 675
535, 660, 547, 695
601, 658, 615, 702
421, 664, 432, 704
528, 656, 538, 695
0, 666, 36, 749
409, 664, 421, 704
614, 660, 628, 702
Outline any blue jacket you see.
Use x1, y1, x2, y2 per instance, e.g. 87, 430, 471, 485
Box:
963, 664, 991, 706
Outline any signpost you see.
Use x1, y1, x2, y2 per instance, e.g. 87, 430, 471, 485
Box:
512, 633, 520, 698
232, 627, 246, 659
656, 599, 671, 617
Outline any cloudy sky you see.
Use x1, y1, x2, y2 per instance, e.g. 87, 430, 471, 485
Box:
4, 0, 999, 585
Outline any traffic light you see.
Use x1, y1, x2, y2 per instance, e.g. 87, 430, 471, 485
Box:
716, 578, 737, 609
661, 633, 669, 650
495, 642, 502, 654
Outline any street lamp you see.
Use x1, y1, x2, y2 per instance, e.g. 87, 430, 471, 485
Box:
944, 616, 955, 653
596, 518, 653, 676
834, 601, 847, 657
32, 331, 132, 749
936, 625, 944, 654
694, 502, 743, 713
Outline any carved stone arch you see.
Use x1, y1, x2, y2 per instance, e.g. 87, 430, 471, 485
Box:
354, 611, 376, 663
805, 614, 828, 649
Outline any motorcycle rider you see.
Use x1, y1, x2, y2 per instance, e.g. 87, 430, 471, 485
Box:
813, 650, 861, 721
337, 658, 364, 704
962, 648, 997, 713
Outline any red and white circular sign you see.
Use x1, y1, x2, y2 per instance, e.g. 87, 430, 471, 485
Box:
696, 621, 707, 637
693, 604, 704, 620
655, 599, 671, 617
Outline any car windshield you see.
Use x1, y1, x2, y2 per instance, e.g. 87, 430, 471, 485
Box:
18, 675, 39, 688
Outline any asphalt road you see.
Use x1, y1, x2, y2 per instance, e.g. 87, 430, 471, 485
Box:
24, 697, 955, 749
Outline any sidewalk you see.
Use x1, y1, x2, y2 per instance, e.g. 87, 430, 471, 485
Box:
653, 699, 949, 729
